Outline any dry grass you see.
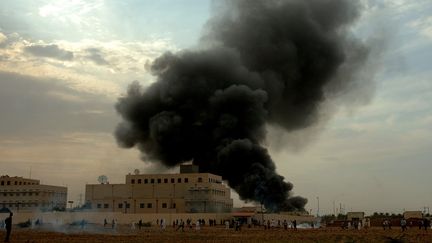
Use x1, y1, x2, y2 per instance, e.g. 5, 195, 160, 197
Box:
1, 225, 431, 243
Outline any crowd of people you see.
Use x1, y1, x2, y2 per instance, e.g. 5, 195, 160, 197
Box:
98, 217, 305, 232
398, 218, 430, 232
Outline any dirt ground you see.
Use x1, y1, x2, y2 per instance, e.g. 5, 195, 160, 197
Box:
1, 225, 431, 243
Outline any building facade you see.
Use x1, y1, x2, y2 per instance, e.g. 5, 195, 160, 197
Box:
0, 175, 67, 211
403, 211, 423, 219
85, 165, 233, 213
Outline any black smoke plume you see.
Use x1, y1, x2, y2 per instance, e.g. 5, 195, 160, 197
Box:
115, 0, 369, 212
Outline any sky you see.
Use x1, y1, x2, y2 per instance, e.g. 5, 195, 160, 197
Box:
0, 0, 431, 215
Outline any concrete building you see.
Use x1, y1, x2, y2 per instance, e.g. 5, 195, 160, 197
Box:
403, 211, 423, 219
0, 175, 67, 212
346, 212, 365, 221
85, 165, 233, 213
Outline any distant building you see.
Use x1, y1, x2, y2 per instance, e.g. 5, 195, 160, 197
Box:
0, 175, 67, 211
85, 164, 233, 213
346, 212, 365, 221
403, 211, 423, 219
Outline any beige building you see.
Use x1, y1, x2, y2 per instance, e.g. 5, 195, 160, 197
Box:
85, 165, 233, 213
0, 175, 67, 212
346, 212, 365, 221
403, 211, 423, 219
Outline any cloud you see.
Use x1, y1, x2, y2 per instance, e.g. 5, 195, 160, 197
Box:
85, 47, 109, 65
409, 16, 432, 39
0, 71, 117, 137
24, 44, 74, 61
0, 32, 177, 97
0, 32, 6, 44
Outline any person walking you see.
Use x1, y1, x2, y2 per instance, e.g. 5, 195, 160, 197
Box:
4, 212, 13, 243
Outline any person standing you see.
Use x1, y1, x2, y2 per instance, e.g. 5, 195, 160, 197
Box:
400, 218, 407, 232
196, 220, 200, 231
424, 218, 430, 231
4, 212, 13, 243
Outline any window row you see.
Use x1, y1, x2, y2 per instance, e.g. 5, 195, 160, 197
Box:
1, 192, 41, 197
1, 202, 61, 207
2, 203, 39, 207
0, 192, 62, 197
0, 181, 37, 186
95, 202, 176, 209
131, 177, 194, 184
189, 189, 226, 196
130, 177, 222, 185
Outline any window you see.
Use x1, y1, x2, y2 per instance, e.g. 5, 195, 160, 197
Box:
162, 203, 167, 208
164, 178, 168, 183
104, 204, 109, 208
19, 182, 22, 185
0, 181, 3, 185
157, 179, 161, 184
151, 179, 154, 184
138, 179, 142, 184
131, 179, 135, 184
7, 181, 10, 185
140, 203, 145, 208
184, 178, 189, 183
147, 203, 152, 208
177, 178, 181, 183
118, 203, 123, 208
14, 181, 17, 185
144, 179, 148, 184
198, 178, 202, 183
97, 204, 102, 208
171, 178, 174, 183
172, 203, 176, 208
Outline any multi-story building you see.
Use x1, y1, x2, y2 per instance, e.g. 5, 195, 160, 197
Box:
0, 175, 67, 211
85, 165, 233, 213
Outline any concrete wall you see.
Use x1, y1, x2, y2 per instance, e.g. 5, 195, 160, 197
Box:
0, 211, 232, 226
0, 211, 316, 226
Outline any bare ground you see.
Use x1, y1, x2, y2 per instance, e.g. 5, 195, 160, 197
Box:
1, 225, 431, 243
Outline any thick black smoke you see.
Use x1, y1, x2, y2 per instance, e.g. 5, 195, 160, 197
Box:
115, 0, 369, 211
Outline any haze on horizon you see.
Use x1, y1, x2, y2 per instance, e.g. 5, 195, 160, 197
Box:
0, 0, 431, 215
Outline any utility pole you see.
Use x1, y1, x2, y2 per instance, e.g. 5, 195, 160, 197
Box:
78, 193, 83, 207
316, 196, 320, 217
333, 200, 336, 216
261, 202, 264, 225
